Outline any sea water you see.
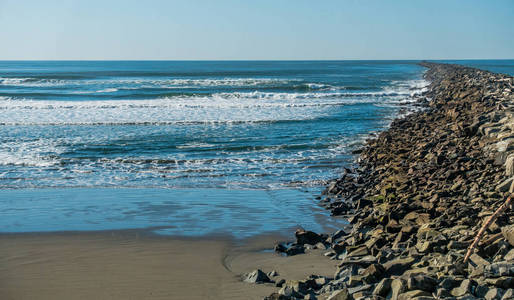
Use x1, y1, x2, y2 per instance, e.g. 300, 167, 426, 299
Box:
0, 60, 457, 237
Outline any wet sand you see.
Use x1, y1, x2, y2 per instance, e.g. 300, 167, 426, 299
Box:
0, 231, 337, 300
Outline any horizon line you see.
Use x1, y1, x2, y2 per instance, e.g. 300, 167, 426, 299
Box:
0, 58, 513, 62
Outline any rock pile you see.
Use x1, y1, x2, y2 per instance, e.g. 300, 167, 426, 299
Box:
260, 62, 514, 299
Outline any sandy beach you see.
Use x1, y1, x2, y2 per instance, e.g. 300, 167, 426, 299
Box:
0, 231, 337, 300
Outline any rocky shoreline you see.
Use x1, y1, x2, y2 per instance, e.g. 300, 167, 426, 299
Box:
247, 62, 514, 299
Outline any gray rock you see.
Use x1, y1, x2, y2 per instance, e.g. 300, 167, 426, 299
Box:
315, 242, 327, 250
373, 278, 392, 297
469, 253, 491, 276
295, 229, 323, 245
485, 262, 514, 278
448, 240, 468, 250
436, 287, 453, 298
502, 289, 514, 300
339, 255, 378, 268
390, 278, 407, 300
347, 284, 373, 294
485, 288, 505, 300
502, 225, 514, 247
451, 279, 475, 297
286, 244, 305, 256
275, 279, 285, 287
476, 285, 492, 298
469, 253, 490, 269
406, 274, 438, 292
334, 264, 359, 281
485, 277, 514, 289
282, 280, 309, 295
505, 154, 514, 176
278, 286, 301, 298
439, 277, 461, 290
504, 249, 514, 261
361, 263, 385, 283
327, 288, 352, 300
397, 290, 431, 300
243, 269, 271, 284
496, 177, 514, 192
383, 257, 416, 276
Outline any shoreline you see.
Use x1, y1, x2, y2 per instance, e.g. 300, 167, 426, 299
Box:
1, 62, 513, 299
261, 62, 514, 299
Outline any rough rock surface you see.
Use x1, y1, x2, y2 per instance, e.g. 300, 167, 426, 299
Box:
262, 62, 514, 299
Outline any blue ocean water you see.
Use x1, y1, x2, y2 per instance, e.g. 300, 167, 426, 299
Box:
0, 60, 454, 236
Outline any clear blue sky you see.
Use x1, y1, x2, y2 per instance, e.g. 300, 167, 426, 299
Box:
0, 0, 512, 60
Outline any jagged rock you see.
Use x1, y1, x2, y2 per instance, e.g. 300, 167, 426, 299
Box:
406, 274, 438, 292
347, 283, 373, 295
451, 279, 476, 297
327, 288, 352, 300
295, 229, 323, 245
504, 249, 514, 261
448, 240, 468, 250
347, 275, 365, 287
439, 277, 461, 290
361, 263, 385, 283
373, 278, 392, 297
285, 244, 305, 256
397, 290, 431, 300
390, 278, 407, 300
275, 279, 285, 287
346, 245, 369, 258
339, 255, 377, 268
315, 242, 327, 250
264, 293, 289, 300
496, 177, 514, 192
278, 285, 302, 298
334, 264, 359, 282
485, 263, 514, 278
485, 277, 514, 289
243, 269, 271, 284
485, 288, 506, 300
501, 289, 514, 300
274, 243, 287, 253
383, 257, 416, 276
268, 270, 279, 277
469, 253, 491, 276
505, 154, 514, 176
502, 225, 514, 247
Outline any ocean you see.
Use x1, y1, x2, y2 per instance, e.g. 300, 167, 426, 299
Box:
0, 60, 511, 237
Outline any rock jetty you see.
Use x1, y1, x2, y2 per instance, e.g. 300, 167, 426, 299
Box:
261, 62, 514, 299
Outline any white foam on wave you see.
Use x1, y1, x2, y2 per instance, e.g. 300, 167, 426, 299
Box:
0, 139, 62, 167
0, 77, 298, 88
0, 96, 339, 125
384, 79, 429, 97
95, 88, 119, 93
0, 77, 429, 126
0, 77, 36, 85
0, 74, 431, 189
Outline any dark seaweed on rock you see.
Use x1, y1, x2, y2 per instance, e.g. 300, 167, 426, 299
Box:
263, 62, 514, 299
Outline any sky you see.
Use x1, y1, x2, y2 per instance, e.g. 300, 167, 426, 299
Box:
0, 0, 512, 60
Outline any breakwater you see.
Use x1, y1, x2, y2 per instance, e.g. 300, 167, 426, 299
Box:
258, 62, 514, 299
